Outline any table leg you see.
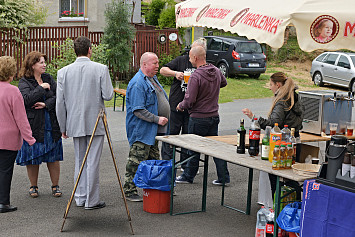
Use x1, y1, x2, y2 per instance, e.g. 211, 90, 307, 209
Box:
273, 176, 281, 237
202, 155, 209, 212
246, 168, 253, 215
122, 96, 125, 111
113, 92, 117, 111
170, 145, 176, 215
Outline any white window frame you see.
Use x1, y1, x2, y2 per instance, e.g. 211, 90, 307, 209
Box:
59, 0, 89, 22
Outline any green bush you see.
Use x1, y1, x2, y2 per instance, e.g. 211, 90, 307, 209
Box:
46, 38, 110, 80
157, 42, 182, 86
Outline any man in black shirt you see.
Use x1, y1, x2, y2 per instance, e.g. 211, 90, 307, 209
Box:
160, 38, 205, 170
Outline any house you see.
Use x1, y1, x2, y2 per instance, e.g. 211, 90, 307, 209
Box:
42, 0, 142, 31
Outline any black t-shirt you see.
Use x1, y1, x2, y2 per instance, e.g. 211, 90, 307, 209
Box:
164, 54, 194, 110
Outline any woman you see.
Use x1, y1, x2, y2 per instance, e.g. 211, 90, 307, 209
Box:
242, 72, 304, 202
0, 56, 36, 213
17, 51, 63, 198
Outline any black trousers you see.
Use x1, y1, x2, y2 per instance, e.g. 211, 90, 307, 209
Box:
161, 110, 189, 168
0, 150, 17, 205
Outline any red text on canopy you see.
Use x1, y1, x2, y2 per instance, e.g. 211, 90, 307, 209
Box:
178, 8, 198, 18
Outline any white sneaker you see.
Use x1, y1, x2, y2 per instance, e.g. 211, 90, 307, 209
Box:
212, 180, 230, 186
180, 168, 184, 172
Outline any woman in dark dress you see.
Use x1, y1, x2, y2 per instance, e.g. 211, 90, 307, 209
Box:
17, 51, 63, 198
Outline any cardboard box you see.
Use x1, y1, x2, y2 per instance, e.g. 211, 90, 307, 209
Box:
299, 144, 320, 163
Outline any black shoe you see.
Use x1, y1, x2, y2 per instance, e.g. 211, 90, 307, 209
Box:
85, 201, 106, 210
0, 204, 17, 213
126, 194, 143, 202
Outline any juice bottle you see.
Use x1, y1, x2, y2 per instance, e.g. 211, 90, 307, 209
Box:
269, 123, 282, 162
279, 143, 286, 169
286, 143, 293, 169
272, 145, 280, 170
261, 126, 271, 160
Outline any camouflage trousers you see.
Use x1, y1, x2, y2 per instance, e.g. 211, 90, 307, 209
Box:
123, 141, 160, 195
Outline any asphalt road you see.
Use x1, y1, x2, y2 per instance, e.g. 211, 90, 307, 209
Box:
2, 96, 335, 237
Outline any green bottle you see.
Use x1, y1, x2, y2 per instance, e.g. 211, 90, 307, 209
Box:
261, 126, 271, 160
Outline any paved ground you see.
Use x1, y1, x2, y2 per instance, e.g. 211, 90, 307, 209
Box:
2, 96, 337, 236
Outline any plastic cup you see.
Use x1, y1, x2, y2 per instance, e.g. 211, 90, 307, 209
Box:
346, 122, 354, 136
183, 71, 191, 83
115, 80, 119, 89
312, 158, 320, 164
329, 123, 338, 135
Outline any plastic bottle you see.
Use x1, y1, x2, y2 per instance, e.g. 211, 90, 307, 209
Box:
289, 128, 297, 164
255, 206, 267, 237
279, 143, 286, 169
269, 123, 282, 162
249, 117, 261, 156
281, 124, 291, 142
237, 119, 246, 154
286, 143, 293, 169
265, 209, 274, 237
272, 145, 280, 170
342, 152, 351, 176
261, 126, 271, 160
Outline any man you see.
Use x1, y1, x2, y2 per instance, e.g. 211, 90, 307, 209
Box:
124, 52, 169, 202
175, 46, 230, 185
159, 38, 206, 170
56, 36, 113, 210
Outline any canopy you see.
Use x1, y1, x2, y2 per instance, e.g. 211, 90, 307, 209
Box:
175, 0, 355, 52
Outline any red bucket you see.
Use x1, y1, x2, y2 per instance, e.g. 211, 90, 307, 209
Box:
143, 189, 170, 214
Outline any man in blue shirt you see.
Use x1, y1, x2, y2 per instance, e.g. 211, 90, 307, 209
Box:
124, 52, 169, 202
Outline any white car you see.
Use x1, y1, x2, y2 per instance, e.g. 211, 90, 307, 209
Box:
310, 52, 355, 91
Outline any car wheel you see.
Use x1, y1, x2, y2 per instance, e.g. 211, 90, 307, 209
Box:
249, 73, 260, 79
218, 63, 229, 77
313, 72, 324, 86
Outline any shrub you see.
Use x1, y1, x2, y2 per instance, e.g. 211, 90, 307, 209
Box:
157, 42, 182, 86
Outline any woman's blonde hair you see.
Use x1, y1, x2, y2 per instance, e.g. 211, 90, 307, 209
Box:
19, 51, 47, 78
268, 72, 296, 116
0, 56, 17, 81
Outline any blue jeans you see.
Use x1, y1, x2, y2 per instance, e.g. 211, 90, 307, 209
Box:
182, 116, 230, 183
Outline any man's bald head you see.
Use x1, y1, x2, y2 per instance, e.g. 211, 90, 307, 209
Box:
190, 46, 206, 60
140, 52, 157, 67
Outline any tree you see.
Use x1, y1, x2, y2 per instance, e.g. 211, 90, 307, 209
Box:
158, 5, 176, 29
103, 0, 136, 79
0, 0, 47, 28
144, 0, 165, 26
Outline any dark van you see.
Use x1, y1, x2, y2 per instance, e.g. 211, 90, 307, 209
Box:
204, 36, 267, 78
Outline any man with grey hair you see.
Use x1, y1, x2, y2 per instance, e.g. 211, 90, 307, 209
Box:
159, 38, 206, 168
124, 52, 169, 202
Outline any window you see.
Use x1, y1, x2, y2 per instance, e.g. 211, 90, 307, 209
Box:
337, 55, 350, 68
324, 53, 338, 65
209, 38, 222, 51
60, 0, 85, 18
315, 53, 327, 62
222, 42, 231, 52
238, 42, 263, 53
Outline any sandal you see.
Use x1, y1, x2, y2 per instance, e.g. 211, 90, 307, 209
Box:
51, 185, 62, 197
29, 186, 39, 198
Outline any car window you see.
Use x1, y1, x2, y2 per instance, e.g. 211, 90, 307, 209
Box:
205, 37, 212, 49
315, 53, 327, 62
337, 55, 350, 68
209, 38, 222, 51
222, 41, 231, 52
237, 42, 262, 53
350, 56, 355, 67
323, 53, 338, 65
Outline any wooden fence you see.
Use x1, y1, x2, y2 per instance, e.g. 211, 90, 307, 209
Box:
0, 25, 179, 78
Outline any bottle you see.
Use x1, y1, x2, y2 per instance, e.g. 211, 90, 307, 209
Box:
255, 206, 267, 237
289, 128, 297, 164
281, 124, 291, 142
279, 143, 286, 169
237, 119, 246, 154
265, 209, 275, 237
261, 126, 271, 160
342, 152, 351, 176
286, 143, 293, 169
249, 117, 261, 156
269, 123, 282, 162
272, 145, 280, 170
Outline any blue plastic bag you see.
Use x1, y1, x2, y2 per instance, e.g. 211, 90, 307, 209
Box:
276, 202, 302, 233
133, 160, 172, 191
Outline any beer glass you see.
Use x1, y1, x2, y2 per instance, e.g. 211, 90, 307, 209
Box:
347, 121, 354, 136
329, 123, 338, 135
183, 71, 191, 84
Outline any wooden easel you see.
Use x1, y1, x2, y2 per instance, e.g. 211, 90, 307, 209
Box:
60, 109, 134, 234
